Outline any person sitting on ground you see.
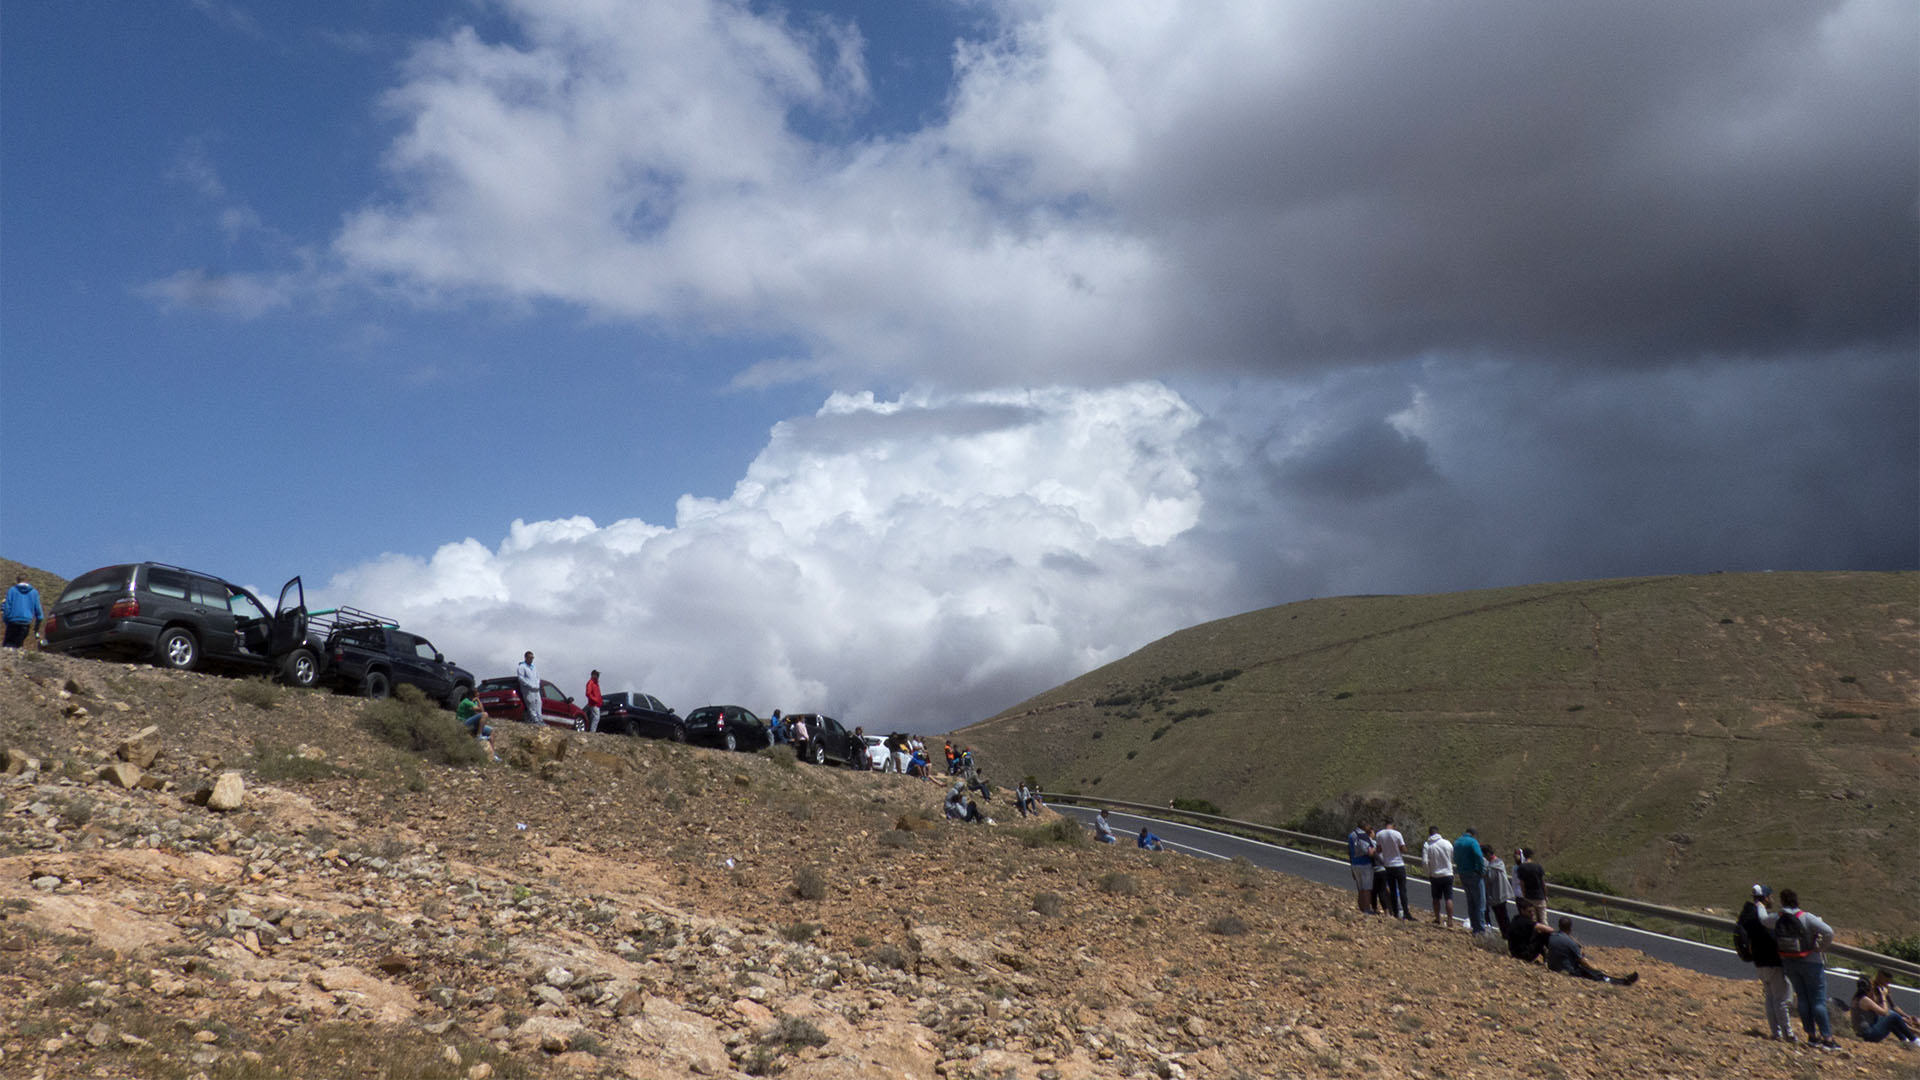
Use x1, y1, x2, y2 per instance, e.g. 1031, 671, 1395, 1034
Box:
1015, 781, 1035, 817
1093, 809, 1117, 844
1137, 827, 1164, 851
1545, 916, 1639, 985
1506, 900, 1551, 963
456, 688, 499, 762
1851, 969, 1920, 1045
943, 782, 987, 823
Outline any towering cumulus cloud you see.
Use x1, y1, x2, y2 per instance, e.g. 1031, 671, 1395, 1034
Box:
330, 385, 1225, 726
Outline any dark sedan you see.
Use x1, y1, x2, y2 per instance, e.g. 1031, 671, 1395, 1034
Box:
683, 705, 770, 752
785, 713, 862, 766
599, 691, 683, 740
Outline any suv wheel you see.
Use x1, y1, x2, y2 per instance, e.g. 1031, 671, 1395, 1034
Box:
446, 684, 471, 710
721, 731, 738, 752
360, 670, 392, 700
810, 742, 826, 766
281, 648, 319, 688
156, 628, 199, 671
671, 726, 688, 744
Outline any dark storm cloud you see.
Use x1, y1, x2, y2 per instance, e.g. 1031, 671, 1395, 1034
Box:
1110, 0, 1919, 373
1276, 418, 1440, 500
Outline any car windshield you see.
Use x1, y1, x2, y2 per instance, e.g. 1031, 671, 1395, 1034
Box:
57, 566, 133, 604
479, 678, 517, 692
686, 707, 723, 723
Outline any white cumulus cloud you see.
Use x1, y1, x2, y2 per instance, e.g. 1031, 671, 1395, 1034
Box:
326, 383, 1228, 729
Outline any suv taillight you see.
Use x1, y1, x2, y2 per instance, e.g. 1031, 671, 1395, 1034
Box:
110, 598, 140, 618
43, 614, 56, 635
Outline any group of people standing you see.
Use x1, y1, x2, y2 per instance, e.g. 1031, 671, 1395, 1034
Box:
1736, 884, 1916, 1050
1345, 820, 1637, 984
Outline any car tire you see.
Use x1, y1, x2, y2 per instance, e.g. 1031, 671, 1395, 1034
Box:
446, 683, 471, 710
670, 726, 687, 744
281, 648, 319, 688
361, 670, 391, 700
722, 731, 738, 752
810, 742, 826, 766
156, 628, 199, 671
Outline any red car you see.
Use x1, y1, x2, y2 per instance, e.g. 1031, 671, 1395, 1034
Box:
476, 676, 587, 729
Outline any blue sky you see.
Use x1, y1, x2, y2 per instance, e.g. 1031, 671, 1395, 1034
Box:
4, 0, 1915, 728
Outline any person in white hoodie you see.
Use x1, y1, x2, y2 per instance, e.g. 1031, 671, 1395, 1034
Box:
1374, 821, 1411, 920
1422, 826, 1455, 927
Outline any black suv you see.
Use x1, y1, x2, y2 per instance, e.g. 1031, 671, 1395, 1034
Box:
599, 691, 683, 740
323, 622, 475, 706
43, 563, 322, 686
785, 713, 861, 767
683, 705, 770, 752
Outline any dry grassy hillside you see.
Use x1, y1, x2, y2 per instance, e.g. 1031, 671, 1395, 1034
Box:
958, 573, 1920, 937
3, 648, 1915, 1079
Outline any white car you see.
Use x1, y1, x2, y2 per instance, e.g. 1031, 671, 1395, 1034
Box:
860, 735, 890, 770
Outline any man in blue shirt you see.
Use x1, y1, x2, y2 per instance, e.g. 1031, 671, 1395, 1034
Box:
1454, 828, 1488, 934
1347, 825, 1378, 914
2, 576, 43, 648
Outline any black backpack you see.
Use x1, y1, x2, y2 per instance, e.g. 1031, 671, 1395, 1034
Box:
1773, 909, 1812, 958
1733, 919, 1754, 962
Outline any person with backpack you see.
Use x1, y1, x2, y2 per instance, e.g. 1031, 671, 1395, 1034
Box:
1347, 825, 1378, 914
1735, 884, 1794, 1042
1773, 888, 1839, 1049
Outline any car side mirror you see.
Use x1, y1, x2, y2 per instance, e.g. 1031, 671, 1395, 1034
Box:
435, 653, 445, 662
566, 696, 575, 703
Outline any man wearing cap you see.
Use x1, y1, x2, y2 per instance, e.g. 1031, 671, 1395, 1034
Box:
1736, 884, 1793, 1041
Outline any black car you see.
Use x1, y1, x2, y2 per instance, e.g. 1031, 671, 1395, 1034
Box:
683, 705, 770, 752
43, 563, 322, 686
599, 692, 683, 740
785, 713, 861, 766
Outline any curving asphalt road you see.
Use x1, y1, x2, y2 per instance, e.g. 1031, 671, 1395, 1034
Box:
1052, 804, 1919, 1015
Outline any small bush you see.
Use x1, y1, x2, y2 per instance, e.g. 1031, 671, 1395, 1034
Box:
1207, 913, 1250, 936
1333, 690, 1354, 700
360, 686, 485, 767
792, 866, 827, 901
780, 922, 818, 944
765, 1015, 829, 1051
1170, 797, 1221, 816
1099, 873, 1139, 896
1549, 870, 1618, 896
231, 677, 280, 711
1017, 819, 1085, 848
877, 830, 915, 849
1872, 934, 1920, 964
1032, 892, 1063, 917
1150, 726, 1170, 741
869, 943, 910, 971
252, 744, 347, 783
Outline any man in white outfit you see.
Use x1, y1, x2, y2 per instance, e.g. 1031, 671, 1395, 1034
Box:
516, 651, 542, 725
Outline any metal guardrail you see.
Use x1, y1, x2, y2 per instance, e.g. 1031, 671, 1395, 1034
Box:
1038, 792, 1920, 982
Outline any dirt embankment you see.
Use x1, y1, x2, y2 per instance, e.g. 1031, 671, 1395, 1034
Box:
0, 648, 1911, 1079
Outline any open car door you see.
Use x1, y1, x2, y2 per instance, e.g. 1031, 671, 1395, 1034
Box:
269, 576, 309, 657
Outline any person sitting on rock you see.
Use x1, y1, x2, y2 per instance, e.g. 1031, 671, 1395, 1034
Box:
944, 782, 986, 823
1545, 916, 1639, 985
1136, 827, 1164, 851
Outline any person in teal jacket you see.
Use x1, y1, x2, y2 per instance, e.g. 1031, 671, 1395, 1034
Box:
1454, 828, 1488, 934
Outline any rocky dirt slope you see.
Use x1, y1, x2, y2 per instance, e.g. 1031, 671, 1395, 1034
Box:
1, 649, 1911, 1080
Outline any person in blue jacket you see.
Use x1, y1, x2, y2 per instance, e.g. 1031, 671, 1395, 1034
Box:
2, 576, 42, 648
1136, 827, 1164, 851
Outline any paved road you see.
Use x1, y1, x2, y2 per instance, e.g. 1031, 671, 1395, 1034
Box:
1053, 804, 1920, 1015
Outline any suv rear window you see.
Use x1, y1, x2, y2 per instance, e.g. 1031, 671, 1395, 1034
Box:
686, 707, 722, 724
57, 566, 135, 604
479, 678, 518, 691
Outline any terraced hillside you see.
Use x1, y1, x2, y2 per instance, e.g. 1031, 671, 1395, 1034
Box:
957, 573, 1920, 936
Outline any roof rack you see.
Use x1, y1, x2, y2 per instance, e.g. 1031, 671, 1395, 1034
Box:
308, 605, 398, 641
